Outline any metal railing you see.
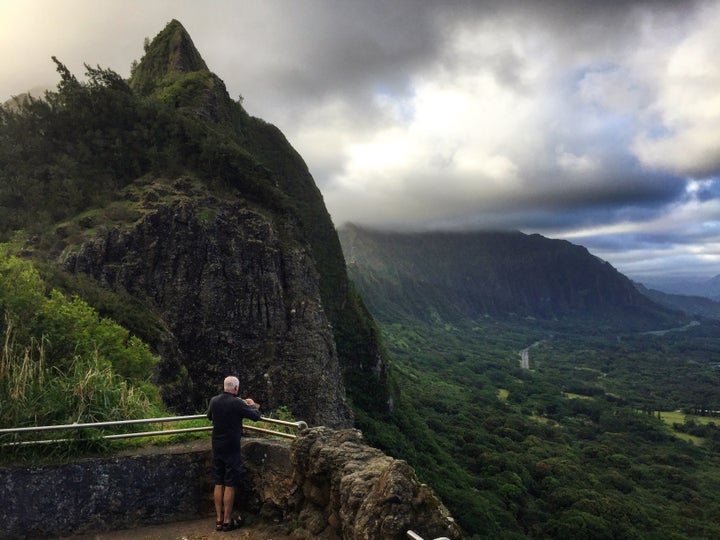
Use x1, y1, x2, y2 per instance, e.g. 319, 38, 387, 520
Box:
0, 414, 308, 447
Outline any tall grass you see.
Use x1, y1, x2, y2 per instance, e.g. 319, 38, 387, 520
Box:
0, 318, 159, 460
0, 319, 46, 427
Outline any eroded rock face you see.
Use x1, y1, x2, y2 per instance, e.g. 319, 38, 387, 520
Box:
61, 186, 352, 428
283, 427, 462, 540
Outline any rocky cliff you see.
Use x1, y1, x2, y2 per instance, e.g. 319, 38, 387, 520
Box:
1, 20, 389, 425
61, 179, 349, 426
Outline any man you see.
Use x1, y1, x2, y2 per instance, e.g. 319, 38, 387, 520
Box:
207, 375, 262, 531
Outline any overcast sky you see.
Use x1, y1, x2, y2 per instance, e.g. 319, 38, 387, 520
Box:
2, 0, 720, 284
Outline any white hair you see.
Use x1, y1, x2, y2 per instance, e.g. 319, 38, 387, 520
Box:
223, 376, 239, 392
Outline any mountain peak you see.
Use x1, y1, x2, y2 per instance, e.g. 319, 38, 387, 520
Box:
130, 19, 209, 95
129, 20, 240, 124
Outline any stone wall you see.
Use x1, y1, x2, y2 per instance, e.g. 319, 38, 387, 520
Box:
0, 429, 461, 539
0, 440, 215, 539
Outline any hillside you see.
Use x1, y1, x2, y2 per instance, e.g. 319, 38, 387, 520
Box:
641, 274, 720, 300
0, 20, 387, 426
338, 223, 681, 329
635, 282, 720, 319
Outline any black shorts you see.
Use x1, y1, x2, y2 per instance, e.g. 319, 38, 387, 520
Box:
212, 450, 243, 487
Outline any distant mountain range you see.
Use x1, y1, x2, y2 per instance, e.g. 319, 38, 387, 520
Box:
640, 275, 720, 301
634, 282, 720, 320
338, 224, 684, 329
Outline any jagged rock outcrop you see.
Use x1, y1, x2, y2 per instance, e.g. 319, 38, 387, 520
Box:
61, 178, 351, 427
246, 427, 462, 540
129, 19, 233, 125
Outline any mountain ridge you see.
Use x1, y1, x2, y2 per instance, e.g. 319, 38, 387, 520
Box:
640, 274, 720, 300
634, 282, 720, 319
338, 223, 682, 329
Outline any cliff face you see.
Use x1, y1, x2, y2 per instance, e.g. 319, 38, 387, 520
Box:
339, 223, 679, 328
61, 179, 350, 427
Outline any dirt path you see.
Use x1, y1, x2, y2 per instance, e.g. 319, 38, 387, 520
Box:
63, 515, 296, 540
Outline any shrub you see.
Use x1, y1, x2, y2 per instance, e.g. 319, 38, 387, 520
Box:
0, 248, 162, 457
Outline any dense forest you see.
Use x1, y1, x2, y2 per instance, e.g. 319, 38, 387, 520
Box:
351, 310, 720, 538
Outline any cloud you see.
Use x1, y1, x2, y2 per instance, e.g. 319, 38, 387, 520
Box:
276, 1, 719, 282
312, 4, 689, 232
564, 180, 720, 278
1, 0, 718, 281
626, 3, 720, 177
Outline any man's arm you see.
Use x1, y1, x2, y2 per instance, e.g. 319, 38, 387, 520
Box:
240, 398, 262, 421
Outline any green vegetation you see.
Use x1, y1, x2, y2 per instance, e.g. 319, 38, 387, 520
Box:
355, 316, 720, 538
340, 211, 720, 537
0, 57, 290, 245
0, 248, 162, 458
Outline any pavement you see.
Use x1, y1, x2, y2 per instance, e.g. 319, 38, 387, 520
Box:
63, 515, 296, 540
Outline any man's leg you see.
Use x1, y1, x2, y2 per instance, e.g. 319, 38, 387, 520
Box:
223, 485, 236, 524
214, 485, 224, 522
211, 453, 227, 526
222, 451, 243, 525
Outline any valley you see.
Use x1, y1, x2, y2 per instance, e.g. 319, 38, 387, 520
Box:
357, 316, 720, 538
340, 224, 720, 538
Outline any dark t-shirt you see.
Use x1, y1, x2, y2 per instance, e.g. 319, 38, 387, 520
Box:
207, 392, 262, 455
